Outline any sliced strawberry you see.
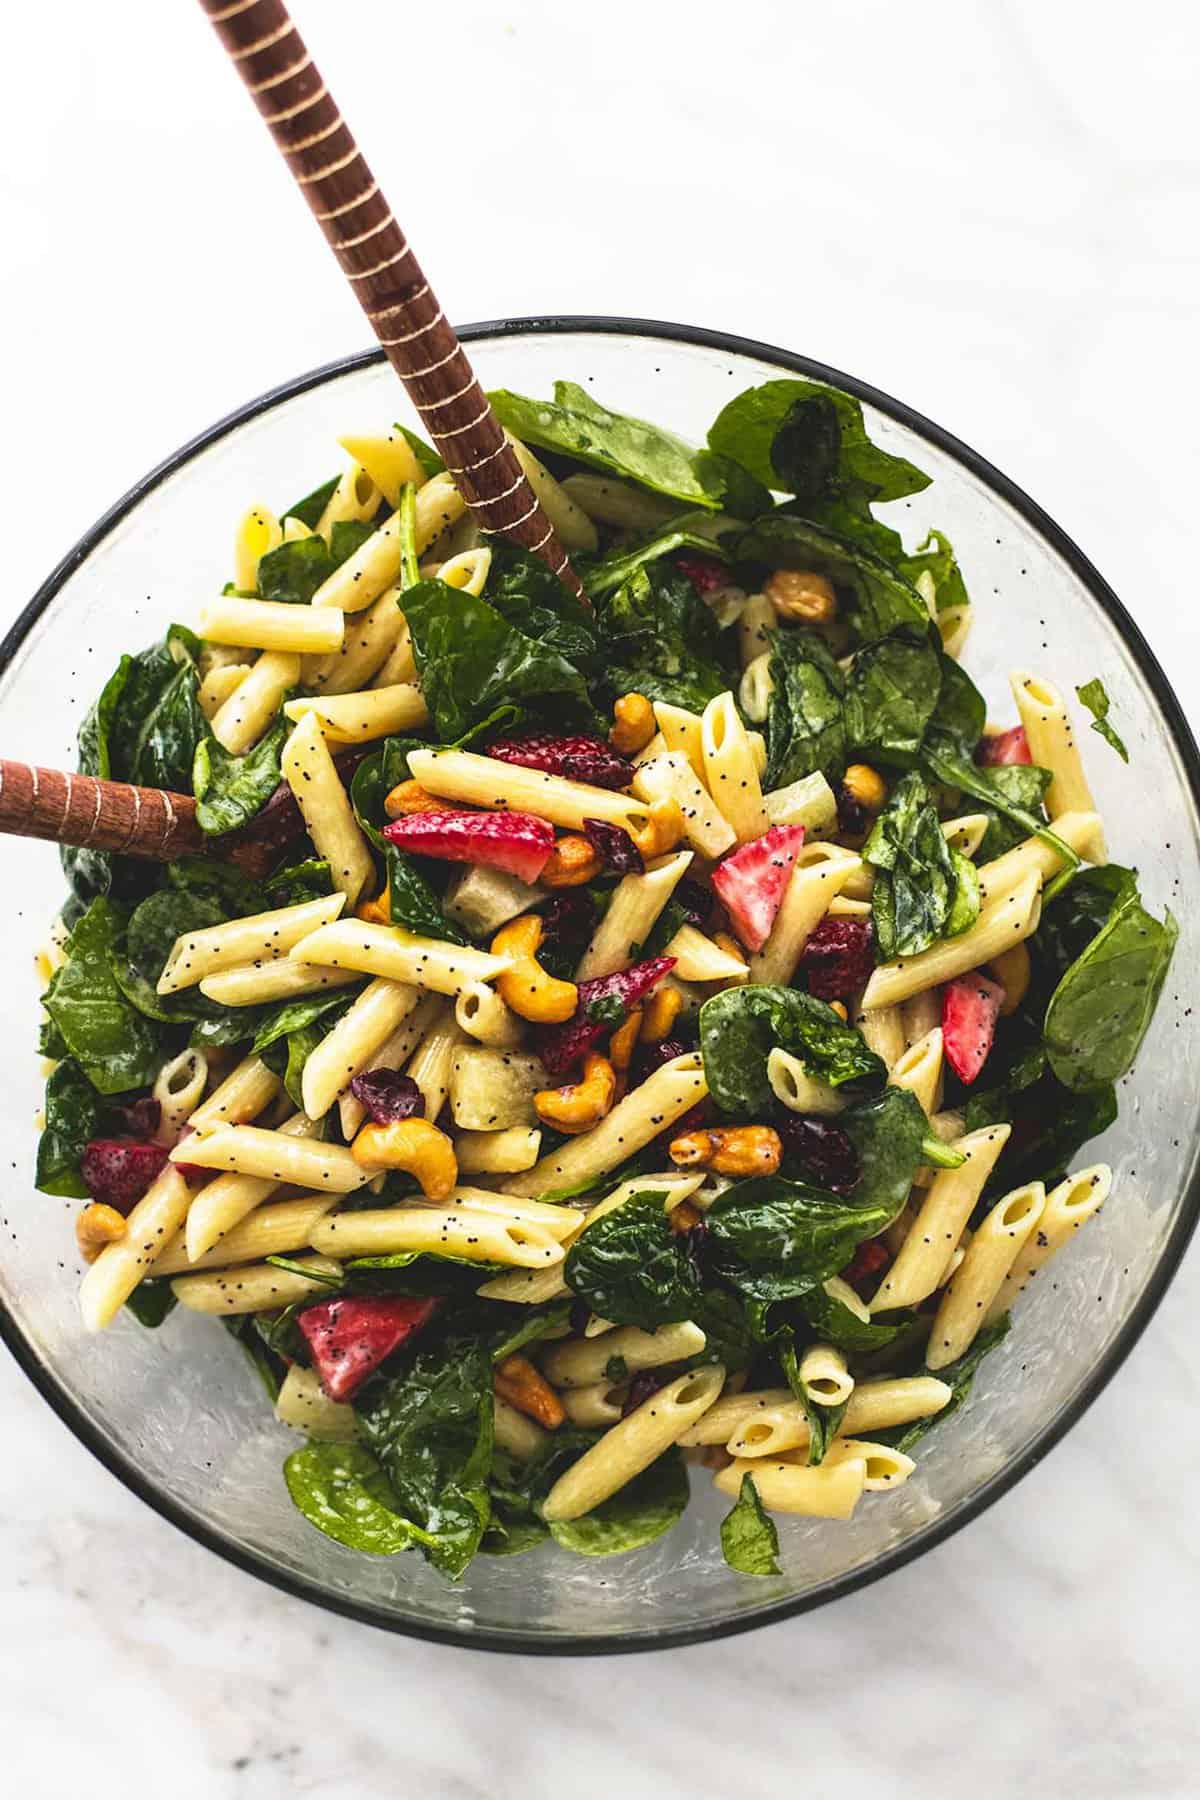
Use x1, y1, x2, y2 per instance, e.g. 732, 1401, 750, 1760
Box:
800, 917, 876, 999
675, 552, 730, 597
977, 726, 1031, 767
382, 809, 555, 884
487, 734, 634, 791
942, 973, 1005, 1084
710, 825, 806, 953
298, 1294, 439, 1403
80, 1138, 169, 1212
538, 954, 676, 1073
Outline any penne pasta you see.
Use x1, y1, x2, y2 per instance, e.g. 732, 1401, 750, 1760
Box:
290, 919, 512, 998
860, 873, 1042, 1010
157, 894, 346, 995
887, 1026, 944, 1117
632, 751, 736, 859
1010, 671, 1095, 818
281, 711, 375, 907
187, 1054, 282, 1136
976, 810, 1106, 906
275, 1364, 357, 1443
171, 1255, 342, 1316
198, 662, 251, 719
562, 1383, 624, 1428
713, 1456, 867, 1519
233, 503, 282, 594
738, 593, 776, 667
171, 1124, 370, 1195
315, 462, 382, 538
198, 595, 345, 656
506, 435, 598, 552
209, 650, 301, 754
153, 1049, 209, 1146
986, 1164, 1111, 1321
702, 692, 768, 843
454, 979, 524, 1048
542, 1366, 725, 1522
159, 1193, 337, 1276
337, 994, 442, 1138
200, 962, 360, 1007
300, 978, 420, 1121
336, 431, 424, 508
311, 472, 465, 612
652, 702, 706, 780
574, 851, 693, 982
408, 746, 652, 836
183, 1113, 322, 1262
283, 684, 428, 743
725, 1376, 954, 1458
816, 1438, 915, 1492
928, 1181, 1046, 1368
455, 1126, 542, 1175
304, 586, 406, 695
900, 988, 942, 1048
798, 1344, 854, 1407
78, 1166, 192, 1331
310, 1207, 564, 1268
749, 854, 862, 985
869, 1124, 1011, 1312
662, 924, 749, 984
541, 1320, 708, 1389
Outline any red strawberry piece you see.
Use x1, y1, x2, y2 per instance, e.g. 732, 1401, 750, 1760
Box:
800, 917, 876, 1000
942, 973, 1005, 1084
488, 734, 634, 791
842, 1236, 890, 1296
977, 726, 1031, 767
349, 1070, 425, 1124
383, 809, 555, 885
710, 824, 806, 953
298, 1295, 439, 1403
582, 817, 644, 875
675, 552, 730, 597
538, 954, 677, 1073
80, 1138, 169, 1212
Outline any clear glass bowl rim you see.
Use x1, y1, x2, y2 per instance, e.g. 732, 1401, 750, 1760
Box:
3, 314, 1199, 1656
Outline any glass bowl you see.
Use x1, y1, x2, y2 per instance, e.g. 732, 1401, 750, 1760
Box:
2, 319, 1198, 1654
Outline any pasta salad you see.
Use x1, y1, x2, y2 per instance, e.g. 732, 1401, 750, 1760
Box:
33, 377, 1174, 1578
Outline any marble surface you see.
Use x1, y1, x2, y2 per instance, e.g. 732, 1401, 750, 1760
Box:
2, 0, 1199, 1792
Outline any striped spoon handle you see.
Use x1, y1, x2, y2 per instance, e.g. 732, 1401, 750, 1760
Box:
197, 0, 584, 600
0, 761, 205, 861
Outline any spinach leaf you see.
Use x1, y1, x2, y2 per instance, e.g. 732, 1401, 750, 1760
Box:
490, 382, 723, 509
263, 858, 334, 906
731, 515, 928, 642
720, 1471, 781, 1576
699, 985, 885, 1117
764, 626, 846, 787
219, 1311, 285, 1397
707, 379, 930, 508
1043, 887, 1176, 1091
597, 562, 733, 713
843, 626, 943, 767
838, 1086, 930, 1224
898, 528, 969, 612
114, 883, 232, 1028
488, 1300, 574, 1365
356, 1329, 495, 1579
548, 1449, 689, 1556
864, 770, 959, 959
107, 625, 205, 791
582, 521, 731, 601
922, 732, 1077, 877
167, 856, 265, 916
43, 901, 165, 1095
395, 425, 445, 480
878, 1316, 1010, 1453
482, 1426, 600, 1555
251, 988, 359, 1059
256, 521, 375, 604
928, 654, 986, 759
36, 1059, 105, 1197
973, 765, 1054, 861
1030, 865, 1138, 1003
1076, 677, 1129, 763
781, 1339, 846, 1465
401, 575, 597, 740
563, 1190, 702, 1327
193, 719, 288, 835
124, 1282, 178, 1328
706, 1177, 894, 1305
348, 751, 468, 947
484, 542, 600, 668
280, 475, 338, 530
796, 1281, 911, 1352
284, 1440, 447, 1557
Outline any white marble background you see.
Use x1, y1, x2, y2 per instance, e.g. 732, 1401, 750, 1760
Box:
2, 1, 1199, 1793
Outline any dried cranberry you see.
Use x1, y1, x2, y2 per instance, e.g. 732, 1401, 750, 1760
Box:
113, 1097, 161, 1138
582, 817, 644, 875
622, 1369, 671, 1416
673, 880, 710, 931
842, 1236, 890, 1296
349, 1070, 425, 1124
775, 1114, 860, 1196
674, 553, 730, 597
666, 1100, 711, 1140
800, 917, 876, 999
80, 1138, 169, 1212
488, 733, 634, 791
635, 1035, 693, 1076
537, 955, 677, 1073
835, 782, 870, 839
537, 890, 598, 974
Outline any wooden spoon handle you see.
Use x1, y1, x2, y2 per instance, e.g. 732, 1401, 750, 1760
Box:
198, 0, 584, 600
0, 761, 205, 860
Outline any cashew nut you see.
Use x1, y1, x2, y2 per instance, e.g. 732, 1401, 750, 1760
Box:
355, 885, 391, 925
384, 779, 444, 818
534, 1053, 618, 1134
639, 986, 682, 1043
668, 1124, 782, 1177
491, 915, 578, 1024
609, 1009, 644, 1069
350, 1116, 459, 1200
628, 795, 686, 859
495, 1354, 566, 1429
610, 692, 656, 755
75, 1202, 127, 1264
540, 834, 603, 888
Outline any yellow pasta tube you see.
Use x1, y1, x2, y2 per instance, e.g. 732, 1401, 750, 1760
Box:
562, 1384, 625, 1428
493, 1397, 550, 1462
187, 1054, 282, 1136
281, 712, 375, 907
502, 1053, 709, 1199
675, 1386, 793, 1446
183, 1113, 321, 1262
171, 1255, 342, 1316
713, 1456, 866, 1519
869, 1125, 1011, 1312
199, 963, 360, 1008
337, 994, 442, 1139
171, 1125, 369, 1194
290, 920, 512, 996
738, 593, 776, 667
198, 662, 251, 720
541, 1320, 707, 1389
506, 435, 598, 552
798, 1344, 854, 1407
78, 1166, 192, 1332
300, 978, 419, 1121
542, 1366, 725, 1521
153, 1049, 209, 1146
702, 692, 768, 843
371, 615, 417, 688
233, 503, 282, 593
985, 1163, 1111, 1320
763, 771, 840, 837
814, 1438, 915, 1492
559, 472, 680, 532
310, 1207, 564, 1269
157, 894, 345, 995
766, 1048, 844, 1116
632, 751, 735, 859
304, 587, 406, 695
575, 850, 693, 982
337, 431, 423, 507
942, 814, 990, 859
888, 1026, 944, 1117
409, 746, 652, 837
454, 980, 524, 1048
283, 684, 428, 744
315, 462, 382, 538
209, 650, 302, 754
403, 1005, 462, 1121
160, 1193, 336, 1276
750, 855, 862, 985
928, 1181, 1046, 1368
311, 473, 465, 612
976, 810, 1106, 905
900, 988, 942, 1048
198, 596, 344, 656
860, 874, 1042, 1010
725, 1376, 953, 1458
652, 703, 706, 780
1010, 671, 1095, 817
852, 998, 906, 1070
662, 925, 749, 983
